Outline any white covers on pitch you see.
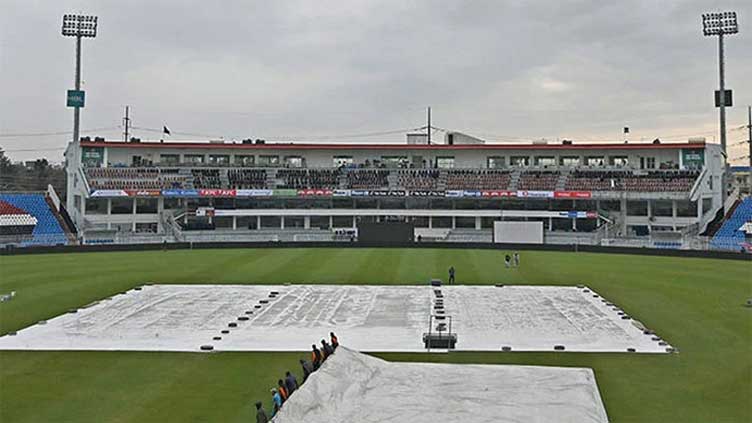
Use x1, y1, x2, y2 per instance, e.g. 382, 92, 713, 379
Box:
273, 347, 609, 423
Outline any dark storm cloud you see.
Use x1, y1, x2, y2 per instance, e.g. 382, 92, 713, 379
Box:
1, 0, 750, 162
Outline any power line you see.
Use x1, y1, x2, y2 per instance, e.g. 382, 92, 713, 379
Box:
0, 126, 120, 138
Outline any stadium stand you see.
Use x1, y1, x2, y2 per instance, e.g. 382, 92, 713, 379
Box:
191, 169, 222, 188
445, 170, 511, 190
518, 170, 560, 191
228, 169, 267, 189
86, 167, 187, 190
565, 170, 699, 192
397, 170, 441, 190
0, 193, 69, 246
346, 169, 389, 189
277, 169, 340, 189
710, 197, 752, 251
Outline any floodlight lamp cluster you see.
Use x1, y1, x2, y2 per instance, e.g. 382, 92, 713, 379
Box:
702, 11, 738, 36
62, 14, 98, 38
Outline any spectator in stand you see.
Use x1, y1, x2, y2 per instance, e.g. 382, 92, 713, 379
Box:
311, 344, 322, 370
448, 266, 455, 284
255, 401, 269, 423
277, 379, 289, 403
284, 371, 298, 395
330, 332, 339, 350
270, 389, 282, 416
300, 359, 314, 381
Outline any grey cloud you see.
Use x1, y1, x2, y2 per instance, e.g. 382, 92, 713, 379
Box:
0, 0, 750, 162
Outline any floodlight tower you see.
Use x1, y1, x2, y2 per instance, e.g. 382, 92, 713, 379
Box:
702, 11, 738, 158
62, 14, 98, 148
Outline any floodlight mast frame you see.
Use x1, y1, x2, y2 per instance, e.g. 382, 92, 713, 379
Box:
61, 14, 97, 150
703, 11, 738, 205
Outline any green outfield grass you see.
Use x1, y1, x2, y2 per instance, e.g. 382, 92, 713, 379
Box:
0, 248, 750, 422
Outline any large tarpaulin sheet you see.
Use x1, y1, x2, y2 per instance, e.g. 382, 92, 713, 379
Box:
0, 285, 671, 353
273, 347, 609, 423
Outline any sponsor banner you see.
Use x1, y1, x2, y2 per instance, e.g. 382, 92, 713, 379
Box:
298, 189, 333, 196
351, 190, 370, 197
517, 190, 554, 198
198, 189, 237, 197
556, 211, 598, 219
462, 190, 482, 198
333, 189, 351, 197
409, 190, 445, 197
481, 190, 517, 198
90, 189, 128, 197
273, 189, 298, 197
162, 189, 199, 197
125, 189, 161, 197
236, 189, 273, 197
553, 191, 592, 199
445, 190, 464, 198
369, 190, 407, 197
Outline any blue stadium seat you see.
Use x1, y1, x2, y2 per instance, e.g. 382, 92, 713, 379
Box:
0, 194, 69, 246
710, 198, 752, 251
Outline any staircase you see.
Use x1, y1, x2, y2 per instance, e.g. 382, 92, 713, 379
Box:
555, 169, 571, 191
179, 168, 195, 189
266, 169, 279, 189
219, 169, 230, 189
508, 169, 522, 191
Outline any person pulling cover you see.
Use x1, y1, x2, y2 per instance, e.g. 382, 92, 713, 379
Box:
330, 332, 339, 350
255, 401, 269, 423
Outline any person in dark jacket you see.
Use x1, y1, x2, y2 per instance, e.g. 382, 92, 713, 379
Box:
284, 371, 298, 395
321, 339, 334, 359
255, 401, 269, 423
300, 359, 313, 381
311, 344, 322, 370
330, 332, 339, 350
448, 266, 455, 284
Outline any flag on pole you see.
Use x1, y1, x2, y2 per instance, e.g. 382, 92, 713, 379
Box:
163, 126, 171, 136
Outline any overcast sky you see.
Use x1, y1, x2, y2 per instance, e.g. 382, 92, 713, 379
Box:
1, 0, 750, 163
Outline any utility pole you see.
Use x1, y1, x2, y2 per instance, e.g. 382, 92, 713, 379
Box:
427, 107, 432, 145
123, 106, 131, 142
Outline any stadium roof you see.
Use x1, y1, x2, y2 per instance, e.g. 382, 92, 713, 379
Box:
80, 140, 705, 151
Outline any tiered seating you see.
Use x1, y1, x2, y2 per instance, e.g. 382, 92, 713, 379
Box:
0, 194, 69, 246
565, 170, 699, 192
346, 170, 389, 189
86, 168, 186, 190
228, 169, 267, 189
518, 170, 559, 190
446, 170, 511, 190
711, 197, 752, 251
277, 169, 340, 189
191, 169, 222, 188
397, 170, 440, 190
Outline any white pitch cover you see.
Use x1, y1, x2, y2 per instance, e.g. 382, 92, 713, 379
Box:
274, 347, 610, 423
0, 284, 671, 354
